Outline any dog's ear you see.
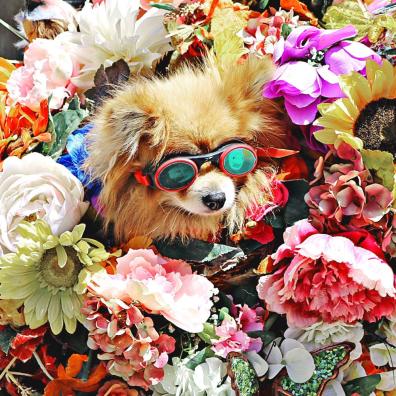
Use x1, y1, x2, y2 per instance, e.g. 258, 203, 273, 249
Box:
86, 84, 158, 182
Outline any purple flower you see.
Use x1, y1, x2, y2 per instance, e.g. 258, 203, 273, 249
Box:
264, 25, 382, 126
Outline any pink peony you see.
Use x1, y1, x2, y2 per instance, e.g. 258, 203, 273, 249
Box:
7, 37, 78, 111
212, 318, 263, 358
90, 249, 215, 333
257, 220, 396, 328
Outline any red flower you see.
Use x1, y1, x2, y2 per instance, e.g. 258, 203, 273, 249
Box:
244, 222, 275, 245
9, 326, 46, 363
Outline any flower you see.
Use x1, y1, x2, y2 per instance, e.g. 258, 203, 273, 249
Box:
263, 338, 315, 383
68, 0, 171, 90
285, 321, 364, 359
44, 354, 107, 396
82, 296, 176, 390
257, 219, 396, 327
8, 326, 47, 362
212, 317, 263, 358
0, 153, 88, 253
6, 36, 78, 111
264, 26, 381, 125
57, 123, 102, 201
314, 59, 396, 152
0, 220, 109, 334
151, 357, 203, 396
193, 357, 235, 396
90, 249, 215, 333
369, 343, 396, 368
97, 380, 138, 396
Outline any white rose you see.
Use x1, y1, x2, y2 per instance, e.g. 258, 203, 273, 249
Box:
0, 153, 88, 253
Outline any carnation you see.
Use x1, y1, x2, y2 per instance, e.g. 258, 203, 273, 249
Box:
89, 249, 215, 333
0, 153, 88, 253
257, 220, 396, 327
6, 36, 78, 111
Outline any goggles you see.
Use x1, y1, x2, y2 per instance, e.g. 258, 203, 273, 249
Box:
134, 143, 258, 192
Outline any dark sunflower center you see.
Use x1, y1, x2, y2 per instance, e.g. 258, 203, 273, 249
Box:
40, 248, 83, 288
354, 98, 396, 155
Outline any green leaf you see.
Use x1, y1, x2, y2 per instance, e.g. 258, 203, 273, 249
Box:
154, 238, 244, 263
0, 326, 16, 354
232, 281, 259, 306
198, 323, 218, 344
361, 149, 395, 192
258, 0, 269, 10
247, 330, 277, 347
343, 374, 381, 396
219, 307, 232, 322
281, 23, 292, 39
42, 96, 89, 159
185, 347, 215, 370
283, 180, 310, 225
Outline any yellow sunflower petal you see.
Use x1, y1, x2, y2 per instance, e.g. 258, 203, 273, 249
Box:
339, 72, 372, 109
313, 128, 338, 144
35, 291, 52, 321
61, 290, 75, 318
63, 315, 77, 334
335, 132, 364, 150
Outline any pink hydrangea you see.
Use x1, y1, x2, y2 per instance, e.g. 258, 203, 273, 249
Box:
82, 297, 176, 390
89, 249, 215, 333
212, 318, 263, 358
257, 220, 396, 328
7, 37, 79, 111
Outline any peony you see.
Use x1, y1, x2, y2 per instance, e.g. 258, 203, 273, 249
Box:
7, 36, 78, 111
68, 0, 171, 90
0, 153, 88, 254
257, 220, 396, 327
90, 249, 215, 333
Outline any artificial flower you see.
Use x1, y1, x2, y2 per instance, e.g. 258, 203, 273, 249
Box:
263, 338, 315, 383
314, 59, 396, 152
57, 123, 102, 202
377, 370, 396, 392
285, 321, 364, 359
97, 380, 138, 396
151, 357, 203, 396
68, 0, 171, 90
89, 249, 215, 333
193, 357, 235, 396
369, 343, 396, 368
8, 326, 46, 362
6, 36, 79, 111
0, 220, 109, 334
257, 219, 396, 327
380, 318, 396, 345
211, 317, 263, 358
0, 153, 88, 253
264, 25, 381, 124
44, 354, 107, 395
82, 296, 176, 390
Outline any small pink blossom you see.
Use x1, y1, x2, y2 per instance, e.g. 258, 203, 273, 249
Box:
212, 318, 262, 358
257, 220, 396, 327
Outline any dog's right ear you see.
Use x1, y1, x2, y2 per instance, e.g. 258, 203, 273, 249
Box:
86, 84, 158, 182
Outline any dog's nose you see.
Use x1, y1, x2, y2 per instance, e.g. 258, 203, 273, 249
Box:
202, 192, 226, 211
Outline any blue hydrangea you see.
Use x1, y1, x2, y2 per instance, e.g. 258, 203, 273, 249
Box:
58, 123, 102, 199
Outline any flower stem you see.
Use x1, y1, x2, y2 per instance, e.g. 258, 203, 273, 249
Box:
33, 351, 54, 381
0, 356, 17, 381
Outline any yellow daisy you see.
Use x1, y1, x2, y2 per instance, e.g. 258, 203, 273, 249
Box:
314, 59, 396, 152
0, 220, 110, 335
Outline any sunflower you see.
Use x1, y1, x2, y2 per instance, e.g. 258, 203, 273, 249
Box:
0, 220, 110, 335
314, 59, 396, 154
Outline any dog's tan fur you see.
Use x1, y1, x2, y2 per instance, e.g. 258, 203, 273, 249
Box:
86, 56, 289, 242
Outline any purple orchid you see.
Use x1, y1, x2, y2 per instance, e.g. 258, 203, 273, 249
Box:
264, 25, 382, 125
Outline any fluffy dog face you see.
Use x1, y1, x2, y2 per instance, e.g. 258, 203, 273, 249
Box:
86, 57, 288, 242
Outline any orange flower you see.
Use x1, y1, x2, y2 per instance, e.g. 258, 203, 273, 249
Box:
279, 156, 309, 180
280, 0, 318, 25
44, 354, 107, 396
0, 58, 16, 92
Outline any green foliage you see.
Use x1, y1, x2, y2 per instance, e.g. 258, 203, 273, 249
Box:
283, 180, 310, 225
0, 326, 16, 354
185, 347, 215, 370
42, 96, 89, 159
343, 374, 381, 396
198, 323, 218, 344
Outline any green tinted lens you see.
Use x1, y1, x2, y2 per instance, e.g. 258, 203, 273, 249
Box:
157, 162, 196, 190
223, 148, 256, 175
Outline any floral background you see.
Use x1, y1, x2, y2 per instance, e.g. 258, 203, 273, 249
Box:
0, 0, 395, 395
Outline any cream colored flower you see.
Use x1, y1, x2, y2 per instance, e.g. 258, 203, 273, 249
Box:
0, 220, 109, 334
0, 153, 88, 254
68, 0, 171, 90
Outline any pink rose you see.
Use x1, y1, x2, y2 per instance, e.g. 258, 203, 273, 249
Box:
7, 37, 78, 111
91, 249, 215, 333
257, 220, 396, 327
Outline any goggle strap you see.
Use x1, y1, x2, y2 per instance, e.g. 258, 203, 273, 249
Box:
134, 170, 151, 186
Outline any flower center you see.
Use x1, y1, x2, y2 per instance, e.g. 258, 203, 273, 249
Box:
40, 248, 82, 288
354, 98, 396, 155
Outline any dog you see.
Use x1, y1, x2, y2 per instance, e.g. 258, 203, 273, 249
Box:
86, 56, 289, 243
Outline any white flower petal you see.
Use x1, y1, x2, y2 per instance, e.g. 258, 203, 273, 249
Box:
377, 369, 396, 391
284, 348, 315, 383
246, 351, 269, 377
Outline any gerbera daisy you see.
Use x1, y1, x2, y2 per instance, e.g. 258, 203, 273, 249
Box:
0, 220, 110, 335
314, 59, 396, 153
